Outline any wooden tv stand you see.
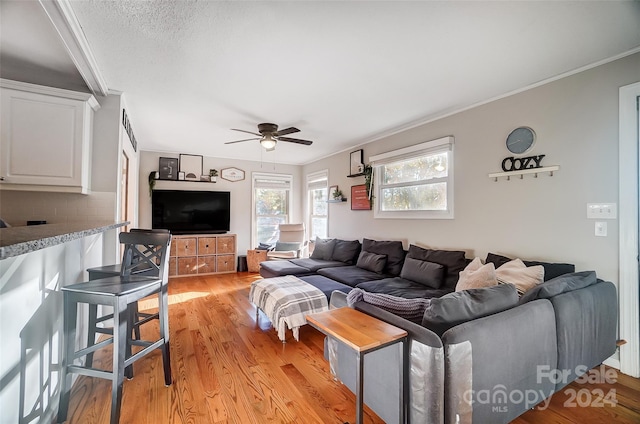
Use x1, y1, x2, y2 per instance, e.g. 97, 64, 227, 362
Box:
169, 233, 237, 277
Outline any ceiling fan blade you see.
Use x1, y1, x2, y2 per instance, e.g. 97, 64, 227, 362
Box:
277, 136, 313, 146
231, 128, 261, 136
274, 127, 300, 137
224, 137, 259, 145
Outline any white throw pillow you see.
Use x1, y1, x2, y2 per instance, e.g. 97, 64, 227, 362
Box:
455, 257, 498, 292
496, 258, 545, 294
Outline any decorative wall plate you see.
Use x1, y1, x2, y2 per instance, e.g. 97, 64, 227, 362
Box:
221, 167, 245, 182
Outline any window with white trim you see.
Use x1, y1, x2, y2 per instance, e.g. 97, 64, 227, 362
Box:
306, 170, 328, 239
252, 173, 292, 246
371, 136, 454, 219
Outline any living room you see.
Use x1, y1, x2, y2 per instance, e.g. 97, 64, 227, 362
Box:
1, 1, 640, 423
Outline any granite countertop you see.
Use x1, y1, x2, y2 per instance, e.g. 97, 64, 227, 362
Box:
0, 221, 128, 260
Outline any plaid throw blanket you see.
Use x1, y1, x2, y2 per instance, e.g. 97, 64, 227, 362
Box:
249, 275, 328, 341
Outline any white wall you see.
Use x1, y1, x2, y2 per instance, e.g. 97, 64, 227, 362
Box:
303, 52, 640, 285
138, 151, 302, 254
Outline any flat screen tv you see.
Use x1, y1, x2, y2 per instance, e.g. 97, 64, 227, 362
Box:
152, 189, 230, 234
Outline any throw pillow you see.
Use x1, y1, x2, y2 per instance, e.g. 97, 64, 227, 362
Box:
407, 245, 468, 290
356, 251, 387, 274
485, 252, 575, 281
519, 271, 598, 304
399, 257, 445, 289
332, 239, 362, 264
347, 288, 431, 324
362, 238, 406, 276
455, 257, 498, 292
274, 241, 301, 252
310, 237, 336, 260
495, 259, 544, 294
422, 283, 519, 336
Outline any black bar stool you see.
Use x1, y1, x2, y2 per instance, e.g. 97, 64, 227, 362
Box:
85, 229, 170, 369
57, 231, 172, 424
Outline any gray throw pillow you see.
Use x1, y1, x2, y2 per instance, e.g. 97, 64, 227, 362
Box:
347, 288, 431, 324
518, 271, 598, 304
407, 244, 468, 289
332, 239, 361, 263
275, 241, 301, 251
356, 251, 387, 274
362, 238, 406, 276
310, 237, 336, 260
400, 257, 445, 289
422, 283, 519, 336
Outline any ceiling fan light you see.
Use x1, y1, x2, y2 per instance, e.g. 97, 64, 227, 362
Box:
260, 135, 277, 150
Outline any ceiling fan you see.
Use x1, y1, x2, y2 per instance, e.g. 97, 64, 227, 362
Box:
225, 123, 313, 151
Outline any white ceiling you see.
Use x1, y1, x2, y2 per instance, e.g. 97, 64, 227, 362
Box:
2, 1, 640, 165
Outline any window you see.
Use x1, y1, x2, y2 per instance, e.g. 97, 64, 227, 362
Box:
371, 136, 454, 219
252, 173, 292, 246
307, 170, 328, 239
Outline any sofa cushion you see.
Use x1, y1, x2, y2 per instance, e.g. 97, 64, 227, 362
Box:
486, 252, 575, 281
455, 257, 497, 291
259, 260, 311, 278
421, 283, 519, 336
318, 265, 387, 287
310, 237, 336, 260
406, 245, 467, 289
298, 274, 352, 299
518, 271, 598, 304
362, 238, 406, 276
356, 251, 387, 274
357, 277, 453, 299
332, 239, 361, 264
290, 258, 349, 272
347, 288, 431, 324
496, 259, 544, 294
399, 257, 445, 289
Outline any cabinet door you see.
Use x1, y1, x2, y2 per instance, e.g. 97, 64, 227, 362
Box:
177, 257, 198, 275
216, 255, 235, 273
198, 256, 216, 274
0, 85, 94, 192
198, 237, 217, 255
176, 238, 197, 256
217, 236, 235, 254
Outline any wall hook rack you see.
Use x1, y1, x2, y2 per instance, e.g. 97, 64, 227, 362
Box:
489, 165, 559, 182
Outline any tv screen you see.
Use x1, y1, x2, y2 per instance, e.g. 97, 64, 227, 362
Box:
152, 190, 230, 234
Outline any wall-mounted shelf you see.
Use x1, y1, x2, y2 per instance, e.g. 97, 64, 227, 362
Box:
347, 173, 365, 178
488, 165, 559, 182
153, 177, 217, 184
327, 198, 348, 203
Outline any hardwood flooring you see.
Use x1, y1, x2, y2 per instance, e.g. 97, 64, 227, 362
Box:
65, 273, 640, 424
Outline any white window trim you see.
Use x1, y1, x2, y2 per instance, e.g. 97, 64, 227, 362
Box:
370, 136, 454, 219
251, 172, 293, 247
306, 169, 329, 240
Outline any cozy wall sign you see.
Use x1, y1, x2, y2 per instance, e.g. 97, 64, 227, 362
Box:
501, 154, 545, 172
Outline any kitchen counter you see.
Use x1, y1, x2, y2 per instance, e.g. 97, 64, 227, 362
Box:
0, 221, 127, 260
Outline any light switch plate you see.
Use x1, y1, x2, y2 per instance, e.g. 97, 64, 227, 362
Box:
595, 221, 607, 237
587, 203, 617, 219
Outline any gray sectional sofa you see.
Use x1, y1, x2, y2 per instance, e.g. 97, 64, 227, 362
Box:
258, 238, 617, 423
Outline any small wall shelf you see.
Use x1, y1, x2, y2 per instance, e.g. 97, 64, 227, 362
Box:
347, 173, 365, 178
488, 165, 559, 182
327, 198, 348, 203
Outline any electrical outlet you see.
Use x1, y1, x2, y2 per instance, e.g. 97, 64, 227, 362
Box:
595, 221, 607, 237
587, 203, 617, 219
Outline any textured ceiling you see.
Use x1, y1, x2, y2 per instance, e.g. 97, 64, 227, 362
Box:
4, 1, 640, 165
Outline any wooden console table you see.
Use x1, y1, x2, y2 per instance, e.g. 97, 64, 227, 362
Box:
306, 307, 408, 424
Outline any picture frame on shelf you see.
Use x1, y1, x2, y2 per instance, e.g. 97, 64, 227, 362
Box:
350, 149, 364, 176
158, 157, 178, 180
179, 154, 203, 181
178, 172, 185, 181
329, 185, 339, 199
351, 184, 371, 210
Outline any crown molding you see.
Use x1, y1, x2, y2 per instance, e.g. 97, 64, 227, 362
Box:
39, 0, 108, 96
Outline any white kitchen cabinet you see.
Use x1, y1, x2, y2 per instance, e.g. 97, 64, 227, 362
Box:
0, 79, 100, 194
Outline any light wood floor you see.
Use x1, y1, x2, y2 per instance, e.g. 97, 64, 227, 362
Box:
65, 272, 640, 424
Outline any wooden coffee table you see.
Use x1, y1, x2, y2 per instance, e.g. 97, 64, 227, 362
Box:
306, 307, 408, 424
